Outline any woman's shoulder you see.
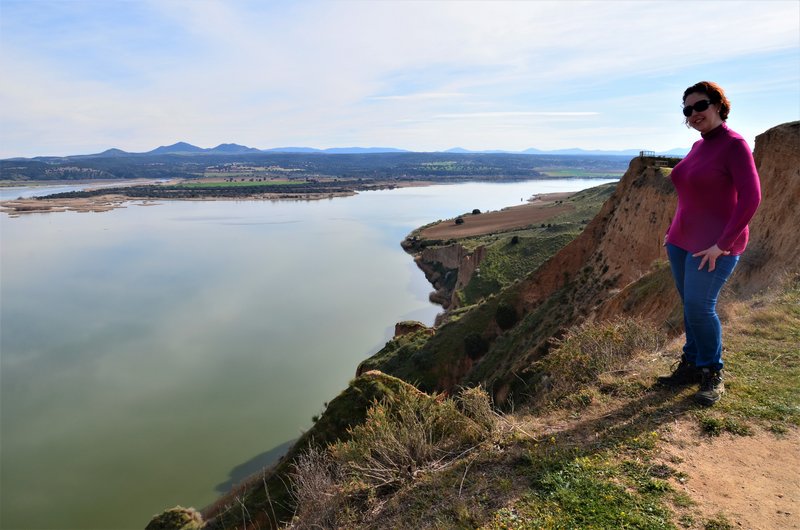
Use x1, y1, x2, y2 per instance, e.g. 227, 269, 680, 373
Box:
715, 124, 752, 154
720, 123, 748, 143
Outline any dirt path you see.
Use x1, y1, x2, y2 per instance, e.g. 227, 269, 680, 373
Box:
659, 419, 799, 529
417, 191, 575, 239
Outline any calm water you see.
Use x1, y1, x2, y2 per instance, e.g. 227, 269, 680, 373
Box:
0, 178, 615, 529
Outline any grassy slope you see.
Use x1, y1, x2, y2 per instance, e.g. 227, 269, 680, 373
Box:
456, 182, 617, 305
357, 275, 799, 530
358, 183, 617, 390
182, 175, 798, 529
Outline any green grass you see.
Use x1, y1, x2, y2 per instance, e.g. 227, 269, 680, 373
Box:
449, 182, 617, 305
461, 232, 576, 305
700, 277, 800, 432
487, 453, 675, 530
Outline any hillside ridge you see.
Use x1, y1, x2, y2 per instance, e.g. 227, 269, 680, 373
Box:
146, 121, 798, 530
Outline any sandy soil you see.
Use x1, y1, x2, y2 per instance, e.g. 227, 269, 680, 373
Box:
0, 195, 150, 216
417, 192, 576, 239
0, 192, 364, 216
659, 419, 799, 529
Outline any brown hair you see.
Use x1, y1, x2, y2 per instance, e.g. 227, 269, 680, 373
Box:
683, 81, 730, 121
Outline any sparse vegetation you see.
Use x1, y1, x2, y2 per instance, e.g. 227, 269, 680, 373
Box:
515, 319, 662, 409
287, 386, 496, 528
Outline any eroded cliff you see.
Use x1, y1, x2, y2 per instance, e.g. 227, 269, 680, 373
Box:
362, 121, 799, 405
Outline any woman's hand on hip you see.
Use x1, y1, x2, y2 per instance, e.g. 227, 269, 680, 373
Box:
693, 244, 730, 272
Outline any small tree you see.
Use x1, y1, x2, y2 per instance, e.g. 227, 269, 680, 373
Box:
464, 332, 488, 359
495, 301, 518, 331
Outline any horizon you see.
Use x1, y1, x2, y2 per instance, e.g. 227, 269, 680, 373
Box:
2, 139, 690, 159
1, 1, 798, 159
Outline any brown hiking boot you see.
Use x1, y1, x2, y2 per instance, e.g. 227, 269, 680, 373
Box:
657, 358, 700, 387
695, 368, 725, 406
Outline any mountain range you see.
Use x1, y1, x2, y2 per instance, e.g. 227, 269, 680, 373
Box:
7, 142, 689, 161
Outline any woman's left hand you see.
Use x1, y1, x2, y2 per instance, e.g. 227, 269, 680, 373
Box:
692, 244, 730, 272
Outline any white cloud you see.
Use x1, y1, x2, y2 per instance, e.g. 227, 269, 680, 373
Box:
0, 0, 797, 157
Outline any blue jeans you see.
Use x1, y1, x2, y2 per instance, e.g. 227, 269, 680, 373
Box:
666, 244, 739, 371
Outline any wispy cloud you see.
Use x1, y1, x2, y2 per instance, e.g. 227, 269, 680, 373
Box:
369, 93, 468, 101
433, 112, 600, 119
0, 0, 797, 157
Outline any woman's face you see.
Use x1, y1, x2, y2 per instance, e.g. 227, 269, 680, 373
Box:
683, 91, 723, 134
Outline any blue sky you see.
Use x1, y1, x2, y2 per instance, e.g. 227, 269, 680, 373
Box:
1, 0, 798, 158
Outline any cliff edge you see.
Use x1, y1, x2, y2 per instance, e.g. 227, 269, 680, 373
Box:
147, 121, 799, 530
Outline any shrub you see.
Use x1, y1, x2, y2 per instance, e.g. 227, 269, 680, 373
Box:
472, 209, 481, 215
457, 386, 496, 433
455, 217, 465, 225
288, 446, 345, 529
330, 387, 490, 490
464, 331, 489, 359
495, 301, 519, 331
288, 389, 496, 528
538, 317, 665, 404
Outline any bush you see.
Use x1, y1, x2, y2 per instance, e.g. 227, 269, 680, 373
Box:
464, 331, 489, 359
289, 446, 345, 528
457, 386, 496, 433
330, 387, 490, 489
455, 217, 465, 225
289, 388, 495, 527
495, 301, 518, 331
472, 209, 481, 215
538, 318, 665, 403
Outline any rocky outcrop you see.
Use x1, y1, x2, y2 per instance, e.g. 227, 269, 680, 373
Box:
394, 320, 435, 338
515, 160, 677, 318
731, 121, 800, 295
414, 243, 487, 309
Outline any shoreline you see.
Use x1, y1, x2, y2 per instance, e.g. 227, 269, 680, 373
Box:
0, 179, 436, 216
1, 178, 578, 217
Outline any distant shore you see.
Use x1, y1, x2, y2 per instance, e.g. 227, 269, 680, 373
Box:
0, 178, 435, 216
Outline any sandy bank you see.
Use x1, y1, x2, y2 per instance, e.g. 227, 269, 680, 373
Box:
0, 179, 436, 216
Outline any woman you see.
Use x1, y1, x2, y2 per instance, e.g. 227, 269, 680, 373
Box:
658, 81, 761, 406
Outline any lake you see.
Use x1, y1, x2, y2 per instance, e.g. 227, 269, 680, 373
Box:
0, 178, 616, 529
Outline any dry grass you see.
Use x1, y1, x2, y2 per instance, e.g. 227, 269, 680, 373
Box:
534, 317, 667, 407
286, 387, 496, 529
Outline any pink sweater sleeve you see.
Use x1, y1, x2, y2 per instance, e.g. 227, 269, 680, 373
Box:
716, 139, 761, 252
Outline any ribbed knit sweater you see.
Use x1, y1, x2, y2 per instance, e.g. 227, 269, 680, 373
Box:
666, 123, 761, 256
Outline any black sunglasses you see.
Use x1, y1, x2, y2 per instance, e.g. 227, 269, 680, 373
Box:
682, 99, 712, 117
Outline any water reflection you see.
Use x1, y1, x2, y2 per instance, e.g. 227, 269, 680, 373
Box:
214, 439, 297, 494
0, 178, 616, 529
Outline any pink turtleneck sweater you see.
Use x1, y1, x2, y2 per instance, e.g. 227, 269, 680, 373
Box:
666, 122, 761, 256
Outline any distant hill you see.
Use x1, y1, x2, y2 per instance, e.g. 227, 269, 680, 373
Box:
261, 147, 324, 154
96, 148, 131, 157
322, 147, 410, 154
147, 142, 206, 155
210, 143, 262, 154
264, 146, 411, 154
3, 142, 690, 161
